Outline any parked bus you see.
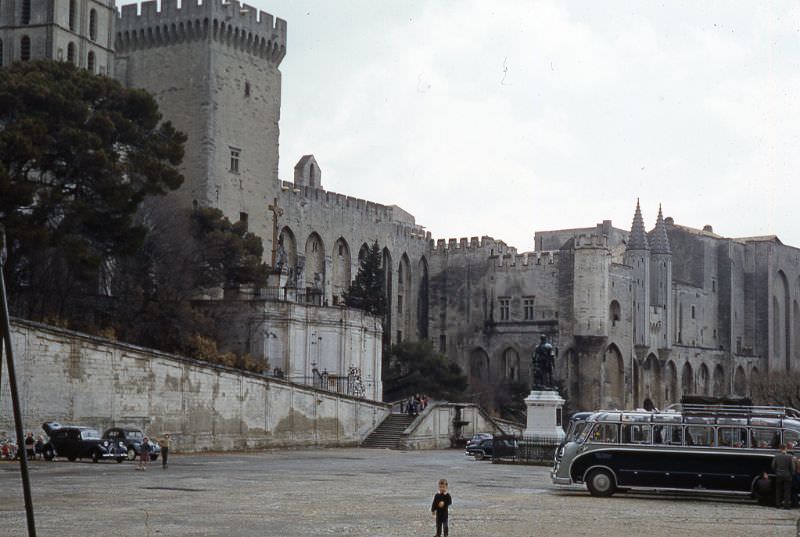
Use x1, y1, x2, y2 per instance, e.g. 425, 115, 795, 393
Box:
551, 404, 800, 497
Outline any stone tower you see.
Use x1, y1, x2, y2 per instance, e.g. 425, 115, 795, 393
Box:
114, 0, 287, 240
0, 0, 115, 72
649, 205, 672, 351
572, 233, 611, 338
624, 200, 651, 351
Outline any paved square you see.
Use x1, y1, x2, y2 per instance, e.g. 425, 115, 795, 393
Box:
0, 448, 797, 536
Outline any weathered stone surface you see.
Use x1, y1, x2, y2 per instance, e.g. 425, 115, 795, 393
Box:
0, 319, 389, 451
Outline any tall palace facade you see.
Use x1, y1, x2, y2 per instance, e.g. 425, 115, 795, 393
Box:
2, 0, 799, 410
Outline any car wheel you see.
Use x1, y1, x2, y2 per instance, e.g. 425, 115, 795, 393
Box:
127, 447, 136, 461
474, 451, 485, 461
91, 450, 100, 463
586, 468, 617, 497
67, 455, 77, 462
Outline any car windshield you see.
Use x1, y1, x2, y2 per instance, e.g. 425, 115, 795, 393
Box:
125, 431, 144, 440
81, 429, 101, 440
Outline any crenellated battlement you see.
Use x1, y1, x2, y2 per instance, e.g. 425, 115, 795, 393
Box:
116, 0, 287, 65
277, 181, 430, 241
494, 250, 560, 269
574, 233, 609, 249
430, 236, 510, 255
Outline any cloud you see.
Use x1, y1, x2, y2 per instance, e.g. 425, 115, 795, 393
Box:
276, 0, 800, 248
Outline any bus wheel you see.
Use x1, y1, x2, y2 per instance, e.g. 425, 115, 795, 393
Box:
586, 468, 616, 497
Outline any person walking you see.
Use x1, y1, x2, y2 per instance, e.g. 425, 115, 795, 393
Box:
772, 444, 795, 508
430, 478, 452, 537
137, 437, 152, 471
24, 432, 35, 460
160, 433, 170, 469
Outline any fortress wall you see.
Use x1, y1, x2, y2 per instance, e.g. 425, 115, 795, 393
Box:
0, 319, 388, 451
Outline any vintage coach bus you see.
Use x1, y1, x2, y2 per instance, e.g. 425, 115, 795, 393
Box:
551, 404, 800, 497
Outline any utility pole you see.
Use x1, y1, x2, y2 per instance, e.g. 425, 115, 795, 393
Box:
0, 225, 38, 537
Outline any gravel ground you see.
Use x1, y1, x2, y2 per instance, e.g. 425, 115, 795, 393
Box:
0, 448, 797, 537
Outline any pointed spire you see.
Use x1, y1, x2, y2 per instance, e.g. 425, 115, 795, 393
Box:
627, 198, 649, 251
650, 204, 672, 254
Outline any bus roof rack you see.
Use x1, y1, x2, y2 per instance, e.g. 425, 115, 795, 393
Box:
664, 403, 800, 420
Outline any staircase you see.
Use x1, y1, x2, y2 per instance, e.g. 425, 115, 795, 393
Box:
361, 414, 415, 449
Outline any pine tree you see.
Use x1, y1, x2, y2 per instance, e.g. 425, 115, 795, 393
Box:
344, 240, 386, 316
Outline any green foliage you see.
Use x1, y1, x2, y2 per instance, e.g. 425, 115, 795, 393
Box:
189, 207, 269, 289
0, 60, 185, 320
344, 240, 386, 316
383, 340, 468, 402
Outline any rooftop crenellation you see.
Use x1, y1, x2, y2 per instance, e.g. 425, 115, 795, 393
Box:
116, 0, 287, 63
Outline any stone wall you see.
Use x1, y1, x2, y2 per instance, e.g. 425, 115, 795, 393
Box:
0, 319, 389, 451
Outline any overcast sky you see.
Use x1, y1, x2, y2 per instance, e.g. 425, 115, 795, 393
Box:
257, 2, 798, 250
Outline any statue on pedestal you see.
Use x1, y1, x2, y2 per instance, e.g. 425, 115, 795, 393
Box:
531, 335, 556, 390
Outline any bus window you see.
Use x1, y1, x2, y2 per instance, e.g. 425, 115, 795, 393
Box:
588, 423, 619, 444
566, 422, 588, 442
621, 424, 651, 444
784, 429, 800, 450
686, 426, 715, 447
718, 427, 747, 448
751, 428, 780, 449
657, 425, 683, 445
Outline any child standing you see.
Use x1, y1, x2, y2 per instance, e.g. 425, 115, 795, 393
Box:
431, 478, 452, 537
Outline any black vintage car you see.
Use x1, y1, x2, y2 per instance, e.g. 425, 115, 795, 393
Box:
102, 427, 160, 461
42, 422, 125, 463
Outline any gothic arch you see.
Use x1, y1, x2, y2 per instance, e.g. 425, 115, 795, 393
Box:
278, 226, 297, 284
331, 237, 351, 305
733, 365, 746, 396
609, 300, 621, 327
698, 363, 710, 396
469, 347, 490, 387
382, 247, 393, 343
774, 270, 791, 370
502, 347, 521, 381
417, 256, 429, 339
794, 299, 800, 366
358, 243, 369, 263
664, 360, 678, 404
396, 254, 411, 341
601, 344, 624, 409
712, 363, 725, 396
642, 354, 661, 407
303, 232, 325, 293
681, 362, 693, 396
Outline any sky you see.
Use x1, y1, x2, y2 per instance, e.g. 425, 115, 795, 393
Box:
220, 1, 800, 250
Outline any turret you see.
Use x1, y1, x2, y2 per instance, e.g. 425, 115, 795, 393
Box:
572, 234, 611, 337
624, 200, 650, 349
649, 205, 673, 350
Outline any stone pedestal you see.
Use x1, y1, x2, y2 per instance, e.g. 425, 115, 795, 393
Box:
524, 390, 566, 441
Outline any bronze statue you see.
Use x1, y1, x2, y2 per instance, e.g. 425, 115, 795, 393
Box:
531, 335, 555, 389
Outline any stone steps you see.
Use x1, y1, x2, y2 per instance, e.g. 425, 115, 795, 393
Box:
361, 414, 415, 449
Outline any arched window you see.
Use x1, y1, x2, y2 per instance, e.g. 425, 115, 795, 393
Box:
87, 51, 95, 73
609, 300, 621, 327
89, 9, 98, 41
21, 0, 31, 24
67, 42, 76, 64
20, 36, 31, 61
69, 0, 77, 30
